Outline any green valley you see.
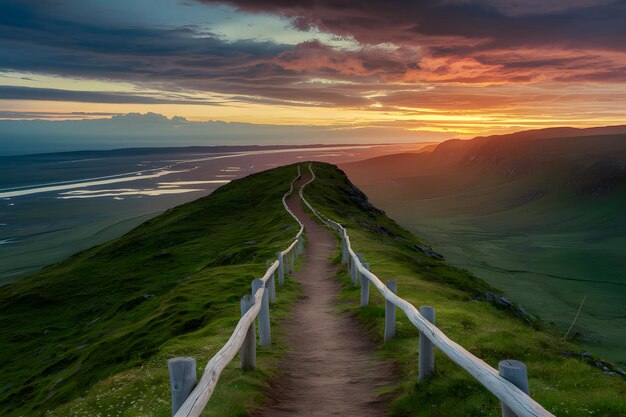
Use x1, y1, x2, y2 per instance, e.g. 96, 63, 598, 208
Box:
305, 162, 626, 416
342, 127, 626, 367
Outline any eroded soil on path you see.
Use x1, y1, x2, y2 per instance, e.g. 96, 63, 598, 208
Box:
251, 172, 395, 417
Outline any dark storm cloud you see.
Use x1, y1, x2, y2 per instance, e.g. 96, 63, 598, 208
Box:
0, 0, 408, 106
0, 0, 304, 100
194, 0, 626, 85
0, 86, 223, 105
1, 0, 626, 114
200, 0, 626, 51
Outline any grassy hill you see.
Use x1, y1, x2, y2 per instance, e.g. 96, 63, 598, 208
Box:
2, 161, 624, 416
342, 128, 626, 365
0, 164, 303, 416
304, 162, 626, 416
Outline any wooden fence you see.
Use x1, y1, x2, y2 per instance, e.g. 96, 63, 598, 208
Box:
167, 162, 556, 417
168, 166, 305, 417
299, 163, 555, 417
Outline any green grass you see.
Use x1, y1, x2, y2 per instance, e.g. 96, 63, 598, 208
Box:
356, 170, 626, 366
304, 162, 626, 417
0, 164, 304, 416
3, 161, 624, 416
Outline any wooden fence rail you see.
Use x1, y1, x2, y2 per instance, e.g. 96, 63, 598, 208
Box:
299, 163, 555, 417
169, 162, 555, 417
169, 166, 305, 417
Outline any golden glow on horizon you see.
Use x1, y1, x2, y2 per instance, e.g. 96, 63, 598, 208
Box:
3, 97, 626, 137
3, 72, 626, 138
3, 0, 626, 143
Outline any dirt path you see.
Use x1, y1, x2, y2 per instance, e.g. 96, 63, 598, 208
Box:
251, 172, 395, 417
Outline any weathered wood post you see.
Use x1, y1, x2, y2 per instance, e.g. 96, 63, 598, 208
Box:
252, 279, 271, 348
384, 280, 397, 342
277, 251, 285, 286
290, 249, 295, 273
499, 360, 530, 417
168, 357, 197, 416
346, 241, 352, 272
240, 295, 256, 370
341, 235, 347, 264
297, 234, 303, 255
418, 306, 436, 381
266, 260, 276, 303
360, 262, 370, 306
355, 253, 365, 287
350, 256, 357, 286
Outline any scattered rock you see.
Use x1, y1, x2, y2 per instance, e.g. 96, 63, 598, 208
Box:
573, 351, 623, 376
414, 244, 444, 260
376, 225, 398, 238
477, 291, 536, 323
483, 291, 512, 307
337, 183, 385, 216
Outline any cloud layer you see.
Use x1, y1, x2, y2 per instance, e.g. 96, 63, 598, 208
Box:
1, 0, 625, 138
0, 112, 448, 155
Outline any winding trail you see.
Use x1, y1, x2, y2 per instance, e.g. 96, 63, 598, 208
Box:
252, 171, 395, 417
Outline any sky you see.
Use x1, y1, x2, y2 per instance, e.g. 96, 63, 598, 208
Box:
1, 0, 626, 152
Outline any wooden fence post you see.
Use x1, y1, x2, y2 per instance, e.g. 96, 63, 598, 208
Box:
384, 280, 397, 342
418, 306, 436, 381
277, 251, 285, 286
240, 295, 256, 370
355, 253, 365, 287
360, 262, 370, 306
341, 236, 347, 264
252, 279, 271, 348
298, 234, 303, 255
499, 360, 530, 417
350, 256, 357, 286
290, 249, 295, 273
168, 357, 197, 417
266, 260, 276, 303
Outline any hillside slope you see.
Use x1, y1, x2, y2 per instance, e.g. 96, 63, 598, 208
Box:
0, 165, 303, 416
342, 127, 626, 365
305, 162, 626, 416
2, 161, 624, 416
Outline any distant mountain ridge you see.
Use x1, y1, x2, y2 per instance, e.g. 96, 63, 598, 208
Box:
340, 125, 626, 365
344, 125, 626, 199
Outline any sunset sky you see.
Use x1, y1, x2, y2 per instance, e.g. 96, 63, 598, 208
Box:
1, 0, 626, 144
